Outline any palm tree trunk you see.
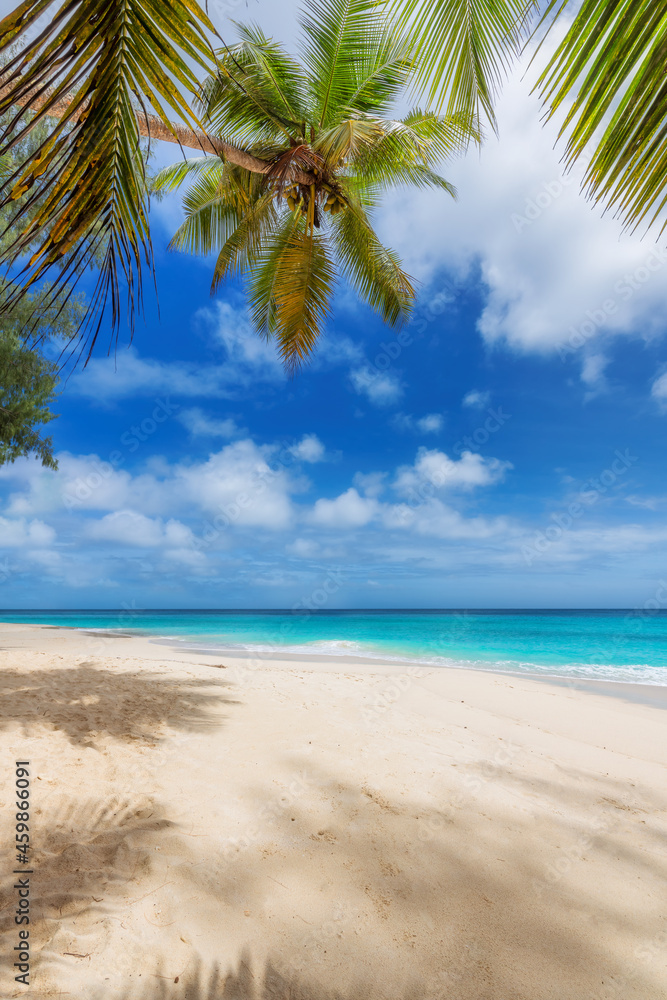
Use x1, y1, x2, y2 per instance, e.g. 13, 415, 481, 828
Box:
0, 83, 314, 184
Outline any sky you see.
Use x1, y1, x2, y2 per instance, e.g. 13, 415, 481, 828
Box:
2, 1, 667, 610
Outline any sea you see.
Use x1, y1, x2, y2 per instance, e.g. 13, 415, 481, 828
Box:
3, 609, 667, 686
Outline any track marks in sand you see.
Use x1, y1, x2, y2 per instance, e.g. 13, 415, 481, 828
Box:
0, 795, 180, 988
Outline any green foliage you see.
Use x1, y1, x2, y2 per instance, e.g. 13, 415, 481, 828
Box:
0, 325, 59, 470
0, 100, 86, 469
387, 0, 667, 234
0, 0, 218, 355
536, 0, 667, 235
154, 2, 476, 370
387, 0, 537, 128
0, 280, 85, 469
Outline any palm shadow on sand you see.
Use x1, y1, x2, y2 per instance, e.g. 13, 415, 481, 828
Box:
0, 758, 664, 999
0, 661, 238, 746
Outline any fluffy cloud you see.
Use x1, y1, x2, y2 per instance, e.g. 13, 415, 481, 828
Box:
651, 370, 667, 409
349, 368, 403, 406
0, 516, 56, 547
580, 353, 609, 397
177, 408, 242, 438
288, 434, 326, 463
462, 390, 491, 409
286, 538, 320, 558
310, 488, 379, 529
393, 448, 511, 496
392, 412, 443, 434
376, 37, 667, 361
176, 440, 298, 530
85, 511, 194, 548
353, 471, 386, 498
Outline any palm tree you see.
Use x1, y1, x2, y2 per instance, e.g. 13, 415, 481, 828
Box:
152, 4, 475, 370
1, 0, 664, 354
0, 0, 220, 353
388, 0, 667, 235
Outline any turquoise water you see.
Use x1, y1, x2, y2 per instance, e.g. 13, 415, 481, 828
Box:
3, 609, 667, 685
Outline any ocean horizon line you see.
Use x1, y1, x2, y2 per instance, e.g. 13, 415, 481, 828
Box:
2, 607, 664, 614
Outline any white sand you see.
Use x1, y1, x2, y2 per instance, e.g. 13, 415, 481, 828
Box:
0, 622, 666, 999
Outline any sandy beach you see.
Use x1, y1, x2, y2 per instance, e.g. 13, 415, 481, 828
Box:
0, 622, 665, 1000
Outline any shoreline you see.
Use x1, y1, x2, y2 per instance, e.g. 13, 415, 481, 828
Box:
0, 622, 666, 998
4, 619, 667, 697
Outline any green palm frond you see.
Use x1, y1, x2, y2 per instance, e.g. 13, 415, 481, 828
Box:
313, 117, 384, 165
200, 28, 307, 146
210, 191, 278, 290
231, 23, 310, 125
151, 155, 224, 196
168, 169, 237, 258
249, 213, 337, 370
0, 0, 217, 353
301, 0, 397, 128
331, 196, 415, 324
348, 110, 465, 195
535, 0, 667, 234
161, 1, 476, 370
340, 25, 412, 117
387, 0, 537, 127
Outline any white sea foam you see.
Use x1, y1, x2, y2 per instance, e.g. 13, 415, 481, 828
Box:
150, 636, 667, 686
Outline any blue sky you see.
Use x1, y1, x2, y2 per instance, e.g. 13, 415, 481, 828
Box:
2, 1, 667, 609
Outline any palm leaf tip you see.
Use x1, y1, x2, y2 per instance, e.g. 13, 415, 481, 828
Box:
535, 0, 667, 235
387, 0, 538, 127
0, 0, 218, 354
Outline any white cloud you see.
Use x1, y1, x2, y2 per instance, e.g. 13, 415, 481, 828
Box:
580, 353, 609, 396
286, 538, 320, 558
0, 516, 56, 548
625, 495, 667, 511
85, 511, 194, 548
392, 412, 444, 434
310, 488, 379, 529
651, 370, 667, 409
353, 471, 386, 498
386, 498, 511, 541
316, 335, 364, 367
462, 390, 491, 409
176, 439, 296, 530
0, 441, 300, 531
202, 301, 283, 374
177, 408, 242, 438
376, 36, 667, 359
68, 303, 285, 404
417, 414, 443, 433
288, 434, 326, 463
350, 368, 403, 406
393, 448, 511, 496
67, 348, 231, 401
